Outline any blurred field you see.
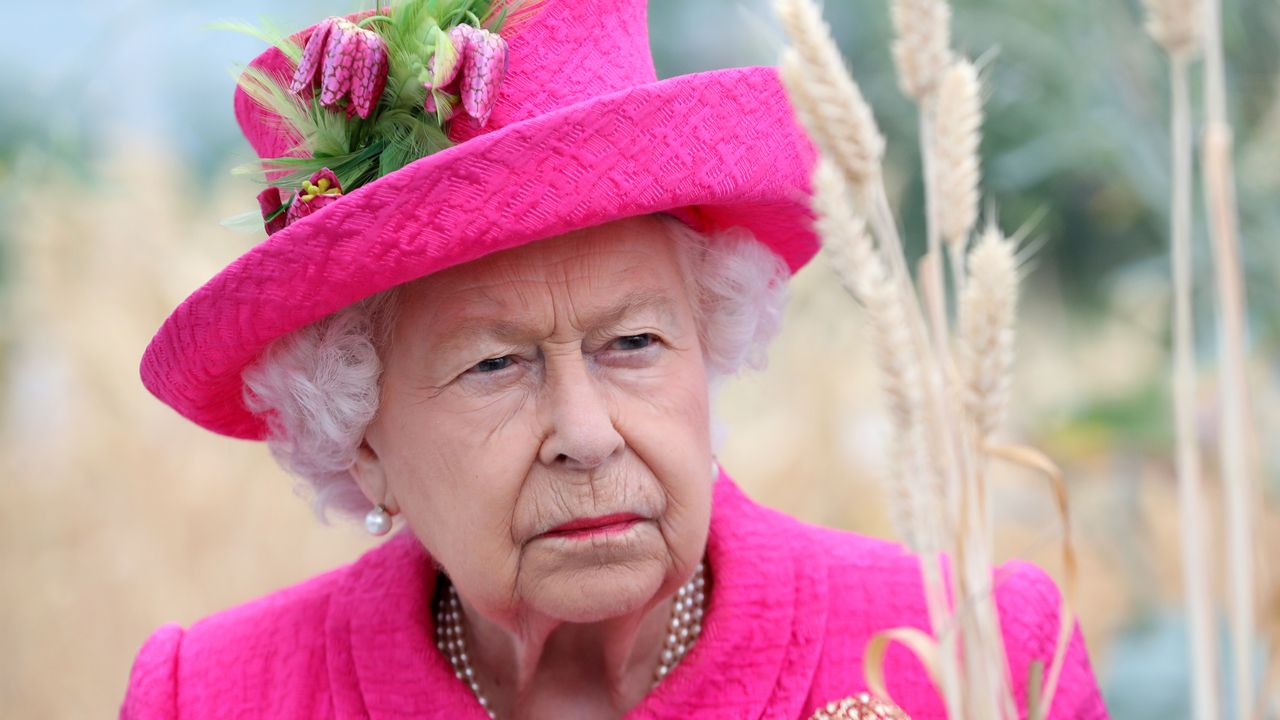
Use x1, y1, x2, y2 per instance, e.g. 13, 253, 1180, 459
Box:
2, 0, 1279, 718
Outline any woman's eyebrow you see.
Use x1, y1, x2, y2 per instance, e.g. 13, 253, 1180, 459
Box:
589, 289, 681, 329
436, 288, 681, 350
434, 318, 532, 354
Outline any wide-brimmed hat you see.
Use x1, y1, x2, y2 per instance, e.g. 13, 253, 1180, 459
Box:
140, 0, 819, 440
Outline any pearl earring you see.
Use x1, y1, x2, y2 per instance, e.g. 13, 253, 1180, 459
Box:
364, 504, 393, 536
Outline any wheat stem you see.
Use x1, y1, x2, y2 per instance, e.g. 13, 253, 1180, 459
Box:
813, 162, 959, 699
955, 226, 1021, 720
948, 240, 968, 310
1200, 0, 1258, 713
919, 107, 950, 346
1143, 0, 1224, 715
908, 35, 1014, 719
883, 3, 996, 712
824, 120, 962, 717
815, 162, 943, 552
1167, 51, 1224, 720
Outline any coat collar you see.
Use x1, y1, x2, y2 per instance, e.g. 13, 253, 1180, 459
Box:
326, 469, 829, 719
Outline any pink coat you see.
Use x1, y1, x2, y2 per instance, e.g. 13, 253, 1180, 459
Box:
121, 472, 1109, 718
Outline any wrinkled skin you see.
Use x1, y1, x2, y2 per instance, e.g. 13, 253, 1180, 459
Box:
351, 215, 714, 718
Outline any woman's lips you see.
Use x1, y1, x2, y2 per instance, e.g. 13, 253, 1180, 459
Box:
541, 513, 644, 539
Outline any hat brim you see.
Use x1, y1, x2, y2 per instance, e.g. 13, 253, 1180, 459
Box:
140, 66, 819, 439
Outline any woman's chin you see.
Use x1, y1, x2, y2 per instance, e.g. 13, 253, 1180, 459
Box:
519, 531, 674, 623
531, 568, 666, 623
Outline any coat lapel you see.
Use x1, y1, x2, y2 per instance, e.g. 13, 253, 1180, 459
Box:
330, 531, 490, 719
628, 471, 829, 719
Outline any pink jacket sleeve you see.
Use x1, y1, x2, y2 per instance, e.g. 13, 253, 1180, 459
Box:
120, 623, 184, 720
998, 560, 1109, 720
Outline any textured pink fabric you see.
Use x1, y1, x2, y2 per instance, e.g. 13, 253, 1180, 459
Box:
121, 472, 1109, 719
139, 0, 820, 440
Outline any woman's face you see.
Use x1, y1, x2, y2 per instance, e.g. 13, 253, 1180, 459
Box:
355, 215, 713, 625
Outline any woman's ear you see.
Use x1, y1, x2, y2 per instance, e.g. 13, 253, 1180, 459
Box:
350, 438, 399, 514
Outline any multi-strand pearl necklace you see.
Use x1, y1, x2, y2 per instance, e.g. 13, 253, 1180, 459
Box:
434, 562, 707, 719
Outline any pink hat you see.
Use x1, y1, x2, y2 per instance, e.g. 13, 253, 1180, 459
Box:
141, 0, 819, 440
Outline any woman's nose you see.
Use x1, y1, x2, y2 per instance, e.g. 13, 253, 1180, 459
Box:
537, 352, 624, 470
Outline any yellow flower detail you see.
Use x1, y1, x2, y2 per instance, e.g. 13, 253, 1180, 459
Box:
300, 177, 343, 201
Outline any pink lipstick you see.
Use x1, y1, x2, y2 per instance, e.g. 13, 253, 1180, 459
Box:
542, 513, 644, 539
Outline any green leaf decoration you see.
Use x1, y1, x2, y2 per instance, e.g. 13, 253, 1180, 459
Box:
429, 25, 460, 87
219, 209, 273, 234
375, 108, 454, 176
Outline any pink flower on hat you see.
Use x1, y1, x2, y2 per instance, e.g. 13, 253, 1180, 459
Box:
290, 17, 389, 119
284, 168, 344, 226
257, 187, 288, 236
424, 24, 509, 127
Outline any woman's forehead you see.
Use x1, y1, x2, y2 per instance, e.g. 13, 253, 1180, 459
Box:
396, 218, 693, 336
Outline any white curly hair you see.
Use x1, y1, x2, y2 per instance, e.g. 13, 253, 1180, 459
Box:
242, 215, 790, 522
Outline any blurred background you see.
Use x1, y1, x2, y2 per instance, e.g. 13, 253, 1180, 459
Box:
1, 0, 1278, 717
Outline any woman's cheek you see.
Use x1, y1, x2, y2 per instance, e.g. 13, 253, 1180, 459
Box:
596, 348, 690, 397
436, 372, 539, 435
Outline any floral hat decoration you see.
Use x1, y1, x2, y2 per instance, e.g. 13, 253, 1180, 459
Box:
236, 0, 527, 233
142, 0, 820, 439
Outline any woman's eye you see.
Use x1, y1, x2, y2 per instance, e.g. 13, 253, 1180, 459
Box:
612, 334, 654, 351
472, 356, 514, 373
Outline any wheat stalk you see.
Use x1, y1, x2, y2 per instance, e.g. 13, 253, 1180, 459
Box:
814, 160, 943, 554
773, 0, 942, 479
1171, 49, 1224, 720
953, 227, 1020, 720
775, 0, 885, 189
1144, 0, 1262, 713
957, 227, 1016, 695
812, 166, 954, 676
891, 0, 957, 416
777, 2, 964, 708
777, 2, 1075, 717
883, 0, 972, 568
1198, 0, 1260, 715
1143, 1, 1223, 716
893, 7, 1016, 715
812, 142, 964, 720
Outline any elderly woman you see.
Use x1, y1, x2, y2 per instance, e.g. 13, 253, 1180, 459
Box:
123, 0, 1108, 718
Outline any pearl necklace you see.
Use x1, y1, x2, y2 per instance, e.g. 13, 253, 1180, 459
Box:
434, 562, 707, 719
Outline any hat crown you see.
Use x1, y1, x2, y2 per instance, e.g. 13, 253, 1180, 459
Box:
235, 0, 656, 160
454, 0, 656, 140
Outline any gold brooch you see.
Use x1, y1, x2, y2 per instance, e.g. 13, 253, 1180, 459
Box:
809, 692, 910, 720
